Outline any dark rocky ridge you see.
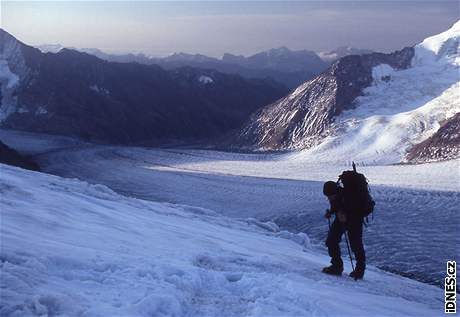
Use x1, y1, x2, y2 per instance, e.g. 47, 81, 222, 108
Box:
234, 47, 414, 150
0, 29, 288, 145
406, 113, 460, 163
0, 140, 39, 171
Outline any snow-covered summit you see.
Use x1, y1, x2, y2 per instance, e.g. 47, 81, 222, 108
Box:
235, 21, 460, 164
0, 163, 442, 316
36, 43, 65, 53
313, 20, 460, 164
318, 46, 373, 63
413, 20, 460, 66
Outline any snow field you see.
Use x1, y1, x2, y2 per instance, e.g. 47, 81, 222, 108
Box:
0, 164, 443, 316
1, 129, 458, 287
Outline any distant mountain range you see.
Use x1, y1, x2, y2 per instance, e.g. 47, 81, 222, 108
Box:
5, 23, 459, 164
233, 21, 460, 164
36, 44, 372, 89
234, 47, 414, 150
0, 29, 287, 145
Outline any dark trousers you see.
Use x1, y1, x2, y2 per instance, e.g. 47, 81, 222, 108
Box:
326, 218, 365, 270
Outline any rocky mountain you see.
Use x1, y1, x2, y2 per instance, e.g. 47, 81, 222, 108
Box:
233, 21, 460, 164
35, 45, 328, 89
159, 50, 327, 89
318, 46, 374, 63
0, 140, 39, 170
0, 29, 287, 145
406, 113, 460, 163
222, 47, 327, 73
234, 47, 414, 150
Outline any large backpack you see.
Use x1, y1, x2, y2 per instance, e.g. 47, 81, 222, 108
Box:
338, 162, 375, 219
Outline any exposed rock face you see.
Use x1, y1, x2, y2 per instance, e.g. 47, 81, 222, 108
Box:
0, 140, 39, 171
235, 47, 414, 150
406, 113, 460, 163
0, 29, 287, 145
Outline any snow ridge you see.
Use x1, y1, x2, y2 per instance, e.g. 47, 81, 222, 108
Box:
235, 21, 459, 164
413, 20, 460, 66
308, 21, 460, 164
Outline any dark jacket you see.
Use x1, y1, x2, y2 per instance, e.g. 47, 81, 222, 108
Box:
329, 187, 363, 223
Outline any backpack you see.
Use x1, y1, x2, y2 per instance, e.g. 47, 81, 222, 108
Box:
338, 162, 375, 219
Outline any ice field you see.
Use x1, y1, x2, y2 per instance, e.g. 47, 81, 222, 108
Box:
0, 160, 446, 316
1, 129, 459, 292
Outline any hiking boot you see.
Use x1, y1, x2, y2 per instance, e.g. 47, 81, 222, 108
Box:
349, 267, 365, 280
322, 265, 343, 276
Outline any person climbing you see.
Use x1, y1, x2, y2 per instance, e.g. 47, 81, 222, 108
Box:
322, 163, 374, 280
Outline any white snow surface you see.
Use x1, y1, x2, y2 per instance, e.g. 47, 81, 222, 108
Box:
198, 75, 214, 84
0, 164, 443, 316
89, 84, 110, 95
412, 20, 460, 66
0, 61, 19, 89
1, 128, 458, 290
35, 44, 65, 54
0, 30, 28, 122
307, 21, 460, 164
0, 61, 19, 121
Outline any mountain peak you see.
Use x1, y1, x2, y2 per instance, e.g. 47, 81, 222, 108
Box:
413, 19, 460, 66
165, 52, 217, 63
36, 43, 65, 53
234, 22, 459, 164
0, 29, 21, 58
267, 46, 291, 55
0, 28, 16, 41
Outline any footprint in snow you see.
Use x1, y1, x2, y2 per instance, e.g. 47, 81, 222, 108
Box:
225, 272, 243, 282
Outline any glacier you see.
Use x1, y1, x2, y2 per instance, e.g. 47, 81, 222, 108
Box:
0, 163, 444, 316
307, 21, 460, 165
1, 128, 458, 293
1, 20, 459, 317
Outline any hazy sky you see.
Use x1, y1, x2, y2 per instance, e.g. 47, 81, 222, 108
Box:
1, 1, 459, 57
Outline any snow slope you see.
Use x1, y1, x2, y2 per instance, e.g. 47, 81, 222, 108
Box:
0, 164, 443, 316
0, 59, 19, 121
1, 129, 458, 288
306, 21, 460, 164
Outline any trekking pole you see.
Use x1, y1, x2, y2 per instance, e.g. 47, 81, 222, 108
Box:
344, 231, 355, 272
326, 209, 331, 230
